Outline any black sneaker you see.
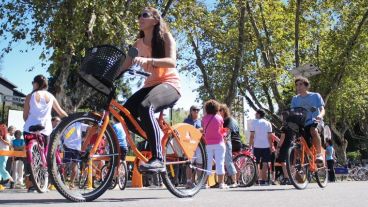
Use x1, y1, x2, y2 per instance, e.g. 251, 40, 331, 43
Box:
28, 186, 37, 193
139, 159, 166, 173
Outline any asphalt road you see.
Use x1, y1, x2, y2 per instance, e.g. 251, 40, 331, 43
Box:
0, 181, 367, 207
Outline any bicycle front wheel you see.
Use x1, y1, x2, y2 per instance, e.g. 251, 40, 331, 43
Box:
161, 136, 207, 198
118, 161, 128, 190
47, 112, 119, 202
27, 139, 49, 193
286, 145, 310, 189
315, 166, 328, 188
233, 154, 257, 187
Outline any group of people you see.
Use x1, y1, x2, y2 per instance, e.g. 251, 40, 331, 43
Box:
183, 101, 242, 189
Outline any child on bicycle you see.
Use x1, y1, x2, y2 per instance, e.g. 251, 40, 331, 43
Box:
202, 100, 228, 189
118, 7, 181, 172
23, 74, 68, 192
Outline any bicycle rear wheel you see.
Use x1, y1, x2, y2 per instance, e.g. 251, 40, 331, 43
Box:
47, 112, 119, 202
233, 154, 257, 187
315, 166, 328, 188
286, 145, 310, 189
118, 161, 128, 190
27, 139, 49, 193
161, 136, 207, 198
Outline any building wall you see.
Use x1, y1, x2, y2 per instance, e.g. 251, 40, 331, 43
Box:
0, 84, 15, 105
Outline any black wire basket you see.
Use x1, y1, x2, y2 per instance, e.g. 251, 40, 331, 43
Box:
282, 107, 308, 128
79, 45, 126, 95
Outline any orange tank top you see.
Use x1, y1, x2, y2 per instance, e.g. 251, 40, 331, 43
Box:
135, 38, 181, 93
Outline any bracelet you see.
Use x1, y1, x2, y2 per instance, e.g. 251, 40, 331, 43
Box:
151, 58, 155, 67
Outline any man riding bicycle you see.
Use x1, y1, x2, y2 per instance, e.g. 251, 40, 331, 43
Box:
290, 76, 325, 167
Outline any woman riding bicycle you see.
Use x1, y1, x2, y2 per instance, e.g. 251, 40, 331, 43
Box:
23, 74, 68, 191
118, 7, 181, 172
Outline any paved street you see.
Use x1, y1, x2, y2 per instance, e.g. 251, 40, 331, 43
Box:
0, 182, 367, 207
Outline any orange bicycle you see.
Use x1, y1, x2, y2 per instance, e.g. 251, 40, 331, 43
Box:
47, 45, 207, 202
284, 107, 328, 189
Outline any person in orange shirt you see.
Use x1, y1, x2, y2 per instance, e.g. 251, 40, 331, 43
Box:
118, 7, 181, 172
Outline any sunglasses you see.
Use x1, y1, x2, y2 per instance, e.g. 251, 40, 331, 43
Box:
192, 109, 200, 112
137, 12, 153, 19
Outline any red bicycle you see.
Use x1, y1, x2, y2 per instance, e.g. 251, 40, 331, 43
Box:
232, 145, 258, 187
24, 125, 49, 193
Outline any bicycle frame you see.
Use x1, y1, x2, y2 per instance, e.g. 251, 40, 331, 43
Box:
89, 98, 198, 164
295, 136, 318, 172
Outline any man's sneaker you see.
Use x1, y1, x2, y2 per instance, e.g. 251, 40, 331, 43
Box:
185, 182, 196, 189
27, 186, 37, 193
316, 154, 324, 168
201, 184, 209, 189
229, 183, 238, 188
259, 180, 268, 186
0, 184, 5, 191
280, 178, 291, 185
139, 159, 166, 173
219, 183, 229, 189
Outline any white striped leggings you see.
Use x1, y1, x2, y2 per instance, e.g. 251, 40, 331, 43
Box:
122, 83, 180, 161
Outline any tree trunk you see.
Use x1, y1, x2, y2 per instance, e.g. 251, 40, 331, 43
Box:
330, 122, 349, 165
225, 0, 246, 109
294, 0, 302, 68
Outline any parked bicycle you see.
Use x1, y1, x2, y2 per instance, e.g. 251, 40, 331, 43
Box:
231, 145, 258, 187
47, 45, 207, 202
101, 160, 128, 190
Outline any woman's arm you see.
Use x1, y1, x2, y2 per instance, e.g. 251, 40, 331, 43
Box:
117, 41, 139, 75
23, 94, 31, 121
52, 98, 68, 118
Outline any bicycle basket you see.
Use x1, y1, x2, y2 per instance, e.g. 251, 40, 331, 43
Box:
282, 107, 308, 127
79, 45, 126, 95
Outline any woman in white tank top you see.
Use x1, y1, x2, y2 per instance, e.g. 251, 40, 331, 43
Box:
23, 75, 68, 191
23, 75, 68, 136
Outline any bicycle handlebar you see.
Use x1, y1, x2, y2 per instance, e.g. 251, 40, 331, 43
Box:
126, 68, 151, 77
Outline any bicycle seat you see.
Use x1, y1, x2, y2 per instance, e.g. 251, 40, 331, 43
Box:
29, 124, 45, 132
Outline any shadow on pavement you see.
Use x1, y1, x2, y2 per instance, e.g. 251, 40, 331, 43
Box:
227, 187, 296, 192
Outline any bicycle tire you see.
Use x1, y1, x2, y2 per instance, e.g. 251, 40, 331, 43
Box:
315, 167, 328, 188
47, 112, 119, 202
233, 154, 257, 187
286, 145, 310, 189
161, 136, 207, 198
27, 139, 49, 193
118, 161, 128, 190
101, 164, 117, 190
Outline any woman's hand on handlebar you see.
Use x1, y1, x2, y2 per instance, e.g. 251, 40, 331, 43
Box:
132, 57, 150, 68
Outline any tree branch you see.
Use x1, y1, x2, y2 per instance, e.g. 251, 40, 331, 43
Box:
161, 0, 174, 17
246, 0, 286, 110
189, 34, 215, 99
324, 7, 368, 103
225, 0, 246, 108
